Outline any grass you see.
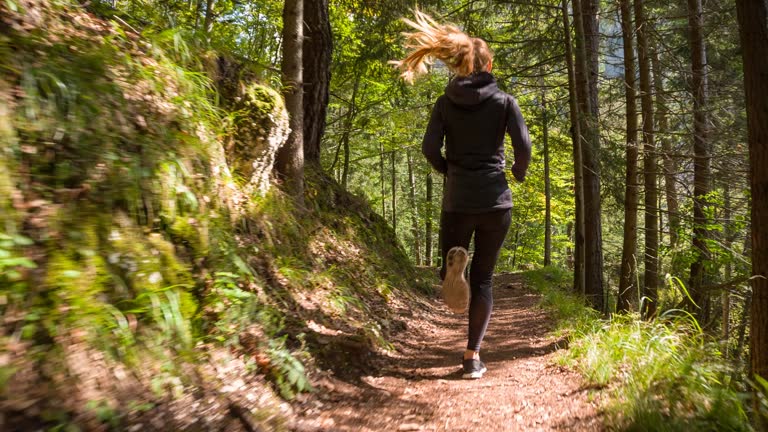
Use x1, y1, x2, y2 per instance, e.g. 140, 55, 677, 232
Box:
523, 267, 751, 431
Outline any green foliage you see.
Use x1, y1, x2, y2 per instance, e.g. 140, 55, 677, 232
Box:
265, 335, 312, 400
85, 399, 120, 428
0, 233, 35, 278
524, 267, 599, 330
571, 316, 748, 431
525, 267, 751, 431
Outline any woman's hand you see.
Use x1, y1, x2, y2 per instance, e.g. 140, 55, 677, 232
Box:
512, 163, 526, 183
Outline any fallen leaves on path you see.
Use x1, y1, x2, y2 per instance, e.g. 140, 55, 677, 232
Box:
293, 273, 603, 431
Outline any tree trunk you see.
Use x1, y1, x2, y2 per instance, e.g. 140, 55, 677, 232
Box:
203, 0, 215, 36
652, 48, 679, 249
276, 0, 304, 203
566, 221, 574, 270
340, 76, 360, 190
342, 137, 350, 189
391, 151, 397, 231
736, 0, 768, 415
543, 91, 552, 267
582, 0, 600, 112
687, 0, 711, 321
737, 294, 752, 367
617, 0, 639, 314
302, 0, 332, 164
562, 0, 585, 296
636, 0, 658, 320
407, 151, 422, 265
380, 142, 386, 217
574, 0, 605, 312
194, 0, 203, 31
425, 172, 434, 266
723, 183, 732, 354
658, 191, 664, 277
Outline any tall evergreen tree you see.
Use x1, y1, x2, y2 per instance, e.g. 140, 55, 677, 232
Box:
736, 0, 768, 417
617, 0, 639, 313
686, 0, 712, 320
276, 0, 305, 202
573, 0, 605, 312
303, 0, 332, 164
636, 0, 658, 319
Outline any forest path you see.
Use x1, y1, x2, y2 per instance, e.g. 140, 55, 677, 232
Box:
293, 273, 603, 431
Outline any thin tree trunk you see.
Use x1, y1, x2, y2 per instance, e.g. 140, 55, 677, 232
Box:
636, 0, 658, 320
658, 191, 664, 278
425, 172, 434, 266
687, 0, 712, 321
737, 294, 752, 366
194, 0, 203, 31
723, 184, 732, 353
342, 138, 350, 189
574, 0, 605, 312
561, 0, 585, 296
736, 0, 768, 417
302, 0, 332, 164
582, 0, 600, 113
511, 226, 521, 269
329, 140, 342, 178
380, 142, 386, 217
276, 0, 305, 203
652, 48, 679, 249
203, 0, 215, 36
407, 150, 422, 265
617, 0, 639, 314
391, 151, 397, 231
566, 221, 574, 270
340, 76, 360, 190
543, 91, 552, 267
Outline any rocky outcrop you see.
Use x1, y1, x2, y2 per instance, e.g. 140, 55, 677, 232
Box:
227, 83, 289, 196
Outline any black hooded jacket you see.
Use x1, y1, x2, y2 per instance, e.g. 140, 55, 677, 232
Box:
422, 72, 532, 213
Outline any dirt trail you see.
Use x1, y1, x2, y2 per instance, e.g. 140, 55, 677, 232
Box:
293, 273, 603, 431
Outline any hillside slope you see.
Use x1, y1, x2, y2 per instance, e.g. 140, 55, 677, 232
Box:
0, 1, 432, 430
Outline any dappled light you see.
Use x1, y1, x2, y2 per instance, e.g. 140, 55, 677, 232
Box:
1, 0, 766, 431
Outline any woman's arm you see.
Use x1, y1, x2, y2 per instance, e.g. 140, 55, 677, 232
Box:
422, 97, 448, 175
507, 95, 532, 182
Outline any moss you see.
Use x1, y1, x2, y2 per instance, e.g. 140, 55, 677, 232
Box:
242, 84, 284, 119
0, 80, 20, 228
105, 214, 196, 319
168, 216, 209, 258
226, 83, 288, 190
44, 223, 114, 335
146, 233, 197, 318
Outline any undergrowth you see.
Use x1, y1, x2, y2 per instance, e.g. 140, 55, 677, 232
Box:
524, 267, 751, 431
0, 1, 428, 429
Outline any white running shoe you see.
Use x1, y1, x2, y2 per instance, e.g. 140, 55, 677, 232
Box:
442, 246, 470, 314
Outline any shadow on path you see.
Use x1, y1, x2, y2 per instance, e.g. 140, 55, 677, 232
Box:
292, 273, 603, 432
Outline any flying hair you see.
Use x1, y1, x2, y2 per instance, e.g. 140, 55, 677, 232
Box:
390, 10, 493, 84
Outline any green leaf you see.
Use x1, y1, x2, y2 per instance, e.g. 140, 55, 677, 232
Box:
12, 235, 33, 246
1, 257, 36, 269
5, 0, 18, 13
62, 270, 82, 278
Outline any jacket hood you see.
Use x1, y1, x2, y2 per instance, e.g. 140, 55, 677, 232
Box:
445, 72, 499, 107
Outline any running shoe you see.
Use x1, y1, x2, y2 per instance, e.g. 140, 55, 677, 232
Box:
442, 246, 470, 313
461, 358, 487, 379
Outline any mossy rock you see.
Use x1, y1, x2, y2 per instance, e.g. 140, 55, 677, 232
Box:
225, 83, 289, 195
168, 216, 209, 259
106, 213, 197, 319
43, 222, 114, 337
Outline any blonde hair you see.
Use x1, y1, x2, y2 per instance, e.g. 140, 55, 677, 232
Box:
390, 10, 494, 83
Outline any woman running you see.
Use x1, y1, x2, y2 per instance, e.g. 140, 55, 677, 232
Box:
393, 11, 532, 379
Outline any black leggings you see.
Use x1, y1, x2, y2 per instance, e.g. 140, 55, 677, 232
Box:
440, 209, 511, 352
